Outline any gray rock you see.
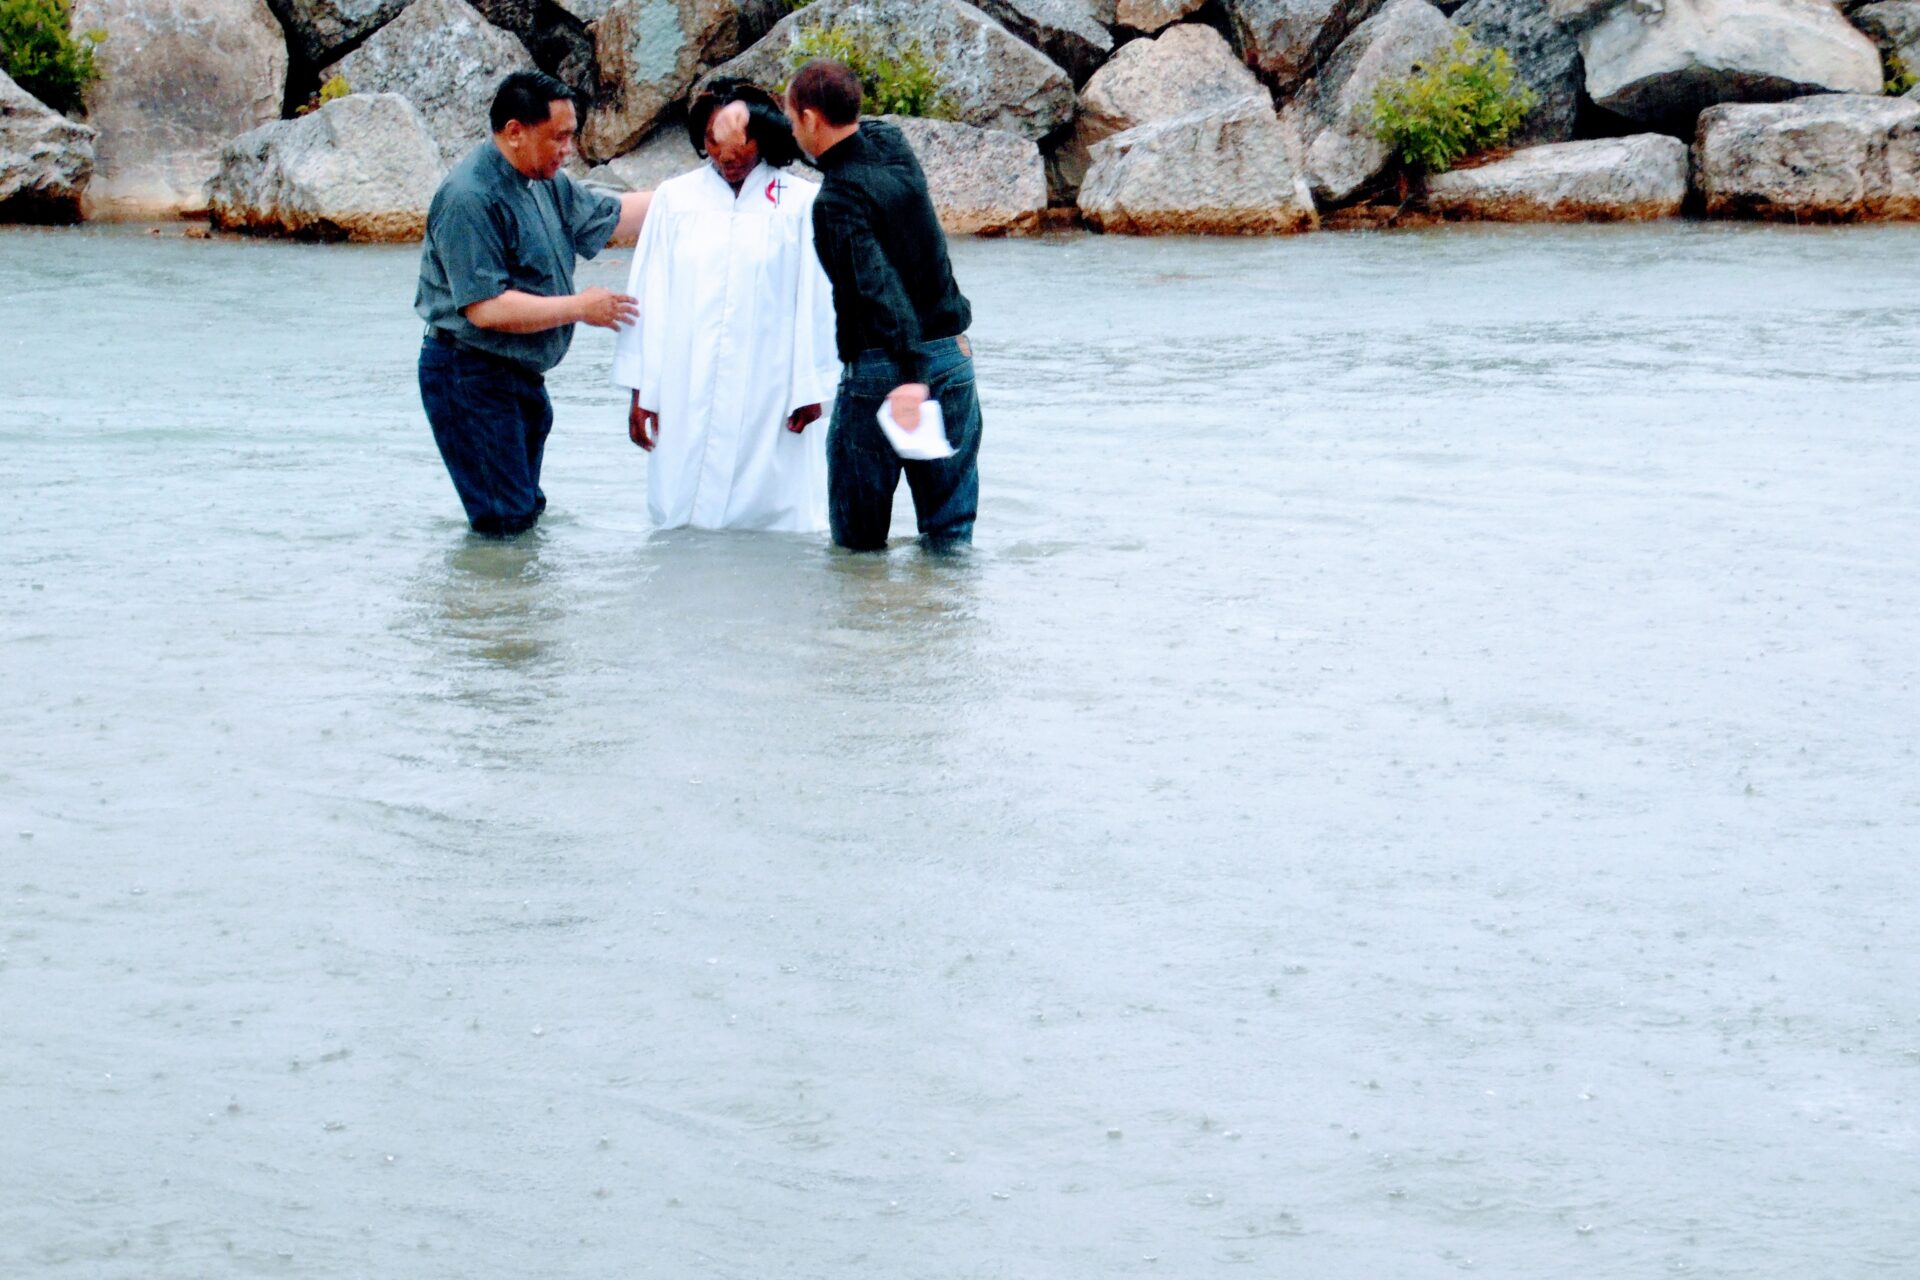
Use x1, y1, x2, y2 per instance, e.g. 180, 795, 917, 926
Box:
1056, 26, 1268, 196
323, 0, 536, 166
1580, 0, 1884, 128
878, 114, 1047, 232
1851, 0, 1920, 72
263, 0, 410, 65
592, 123, 705, 190
970, 0, 1116, 82
1695, 91, 1920, 219
1116, 0, 1206, 31
703, 0, 1077, 142
1545, 0, 1617, 30
581, 0, 786, 160
207, 91, 446, 240
0, 70, 97, 222
1454, 0, 1583, 142
1079, 95, 1318, 232
72, 0, 287, 217
1421, 132, 1687, 217
1287, 0, 1460, 204
1223, 0, 1390, 93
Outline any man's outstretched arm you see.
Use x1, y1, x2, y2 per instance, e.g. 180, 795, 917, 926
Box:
465, 288, 637, 333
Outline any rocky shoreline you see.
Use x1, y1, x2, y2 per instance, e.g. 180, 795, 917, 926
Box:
4, 0, 1920, 237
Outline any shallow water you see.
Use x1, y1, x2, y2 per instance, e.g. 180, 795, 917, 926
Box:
2, 222, 1917, 1279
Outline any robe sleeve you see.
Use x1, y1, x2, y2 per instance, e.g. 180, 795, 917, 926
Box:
786, 195, 841, 419
609, 184, 670, 407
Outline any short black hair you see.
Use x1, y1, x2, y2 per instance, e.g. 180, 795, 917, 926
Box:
787, 59, 862, 127
687, 78, 801, 169
490, 71, 576, 133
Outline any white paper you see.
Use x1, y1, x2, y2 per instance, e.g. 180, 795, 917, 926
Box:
876, 399, 954, 461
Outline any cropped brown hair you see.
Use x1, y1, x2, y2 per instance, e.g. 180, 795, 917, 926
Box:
787, 59, 862, 127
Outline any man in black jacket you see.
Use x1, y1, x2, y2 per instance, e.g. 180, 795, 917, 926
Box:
785, 59, 983, 552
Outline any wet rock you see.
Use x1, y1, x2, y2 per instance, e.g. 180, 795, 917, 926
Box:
1851, 1, 1920, 71
0, 70, 97, 222
263, 0, 410, 65
971, 0, 1116, 82
208, 92, 445, 240
1545, 0, 1616, 29
322, 0, 536, 166
1056, 25, 1267, 196
1223, 0, 1390, 92
704, 0, 1076, 142
589, 122, 704, 190
1286, 0, 1460, 204
580, 0, 784, 160
1579, 0, 1883, 128
1116, 0, 1206, 31
879, 114, 1047, 232
1079, 96, 1318, 233
1453, 0, 1583, 142
1695, 91, 1920, 220
1421, 133, 1687, 218
72, 0, 287, 217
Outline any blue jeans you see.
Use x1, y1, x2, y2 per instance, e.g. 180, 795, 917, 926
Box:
828, 336, 982, 552
418, 334, 553, 536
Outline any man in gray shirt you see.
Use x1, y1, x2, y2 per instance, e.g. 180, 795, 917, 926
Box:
415, 71, 650, 536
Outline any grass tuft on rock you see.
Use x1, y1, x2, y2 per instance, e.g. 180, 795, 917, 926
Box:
1370, 34, 1536, 175
1886, 53, 1916, 97
787, 22, 955, 120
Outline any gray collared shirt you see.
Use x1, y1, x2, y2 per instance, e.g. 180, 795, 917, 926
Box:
414, 141, 622, 374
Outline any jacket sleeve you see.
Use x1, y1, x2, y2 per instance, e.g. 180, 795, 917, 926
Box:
817, 190, 925, 384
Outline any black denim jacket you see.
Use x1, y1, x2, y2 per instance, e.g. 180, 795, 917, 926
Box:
810, 121, 973, 385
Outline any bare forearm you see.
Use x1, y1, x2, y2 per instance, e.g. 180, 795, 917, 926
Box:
608, 191, 653, 247
464, 290, 583, 334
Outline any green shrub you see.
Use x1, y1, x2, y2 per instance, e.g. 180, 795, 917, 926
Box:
786, 22, 955, 120
1369, 34, 1536, 175
0, 0, 105, 115
1887, 53, 1916, 97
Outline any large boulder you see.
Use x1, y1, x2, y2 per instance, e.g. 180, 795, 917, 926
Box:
207, 91, 446, 240
1117, 0, 1206, 31
71, 0, 287, 217
578, 0, 784, 158
1224, 0, 1389, 93
1421, 132, 1686, 217
322, 0, 536, 165
878, 114, 1046, 232
1055, 25, 1268, 195
1579, 0, 1884, 128
1285, 0, 1460, 204
703, 0, 1076, 142
1851, 1, 1920, 70
1695, 91, 1920, 219
262, 0, 410, 65
0, 70, 97, 222
1453, 0, 1583, 142
1079, 96, 1318, 232
587, 122, 705, 189
970, 0, 1115, 82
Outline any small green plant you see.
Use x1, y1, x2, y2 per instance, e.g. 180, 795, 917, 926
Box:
296, 73, 352, 115
786, 21, 955, 119
1369, 34, 1536, 175
1886, 52, 1916, 97
0, 0, 105, 115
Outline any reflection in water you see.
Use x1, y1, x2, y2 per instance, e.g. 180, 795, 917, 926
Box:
427, 533, 562, 673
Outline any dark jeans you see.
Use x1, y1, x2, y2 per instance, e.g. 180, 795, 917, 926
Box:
418, 334, 553, 536
828, 336, 982, 552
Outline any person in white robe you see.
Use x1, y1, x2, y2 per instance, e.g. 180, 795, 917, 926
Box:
611, 82, 840, 533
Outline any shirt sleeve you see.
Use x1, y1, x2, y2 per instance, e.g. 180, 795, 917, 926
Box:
816, 190, 925, 385
558, 173, 623, 260
434, 186, 514, 311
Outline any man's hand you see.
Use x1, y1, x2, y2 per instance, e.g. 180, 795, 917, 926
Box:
629, 394, 659, 451
712, 101, 750, 152
579, 287, 639, 330
787, 403, 823, 434
888, 383, 930, 430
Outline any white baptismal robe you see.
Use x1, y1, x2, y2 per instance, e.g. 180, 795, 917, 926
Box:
611, 162, 840, 533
